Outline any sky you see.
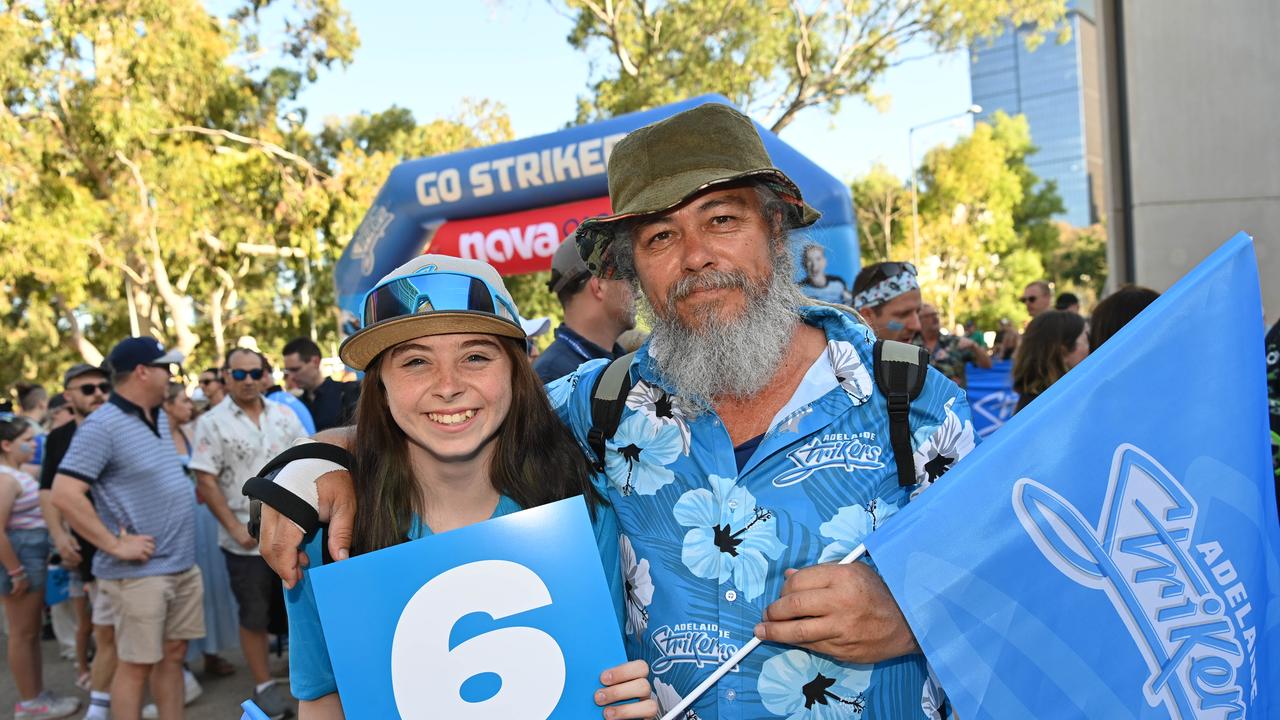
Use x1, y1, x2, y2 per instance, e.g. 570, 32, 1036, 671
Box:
292, 1, 980, 186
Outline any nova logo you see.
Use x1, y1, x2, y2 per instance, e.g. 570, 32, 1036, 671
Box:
459, 222, 559, 265
1013, 444, 1248, 719
773, 433, 885, 487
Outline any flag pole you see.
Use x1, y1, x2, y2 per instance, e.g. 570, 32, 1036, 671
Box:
658, 543, 868, 720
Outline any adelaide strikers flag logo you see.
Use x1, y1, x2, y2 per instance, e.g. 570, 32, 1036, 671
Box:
1013, 444, 1256, 719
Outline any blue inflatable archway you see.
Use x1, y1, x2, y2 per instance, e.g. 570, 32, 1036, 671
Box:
336, 94, 859, 336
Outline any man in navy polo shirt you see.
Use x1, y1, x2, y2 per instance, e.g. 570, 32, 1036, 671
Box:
534, 237, 636, 383
52, 338, 202, 720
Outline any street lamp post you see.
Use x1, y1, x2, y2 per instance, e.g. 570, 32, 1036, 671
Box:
909, 104, 982, 265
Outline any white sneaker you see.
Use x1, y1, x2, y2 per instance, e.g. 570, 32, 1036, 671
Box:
14, 692, 80, 720
139, 671, 202, 719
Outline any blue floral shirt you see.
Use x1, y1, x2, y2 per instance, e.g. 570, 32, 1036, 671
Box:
548, 306, 978, 720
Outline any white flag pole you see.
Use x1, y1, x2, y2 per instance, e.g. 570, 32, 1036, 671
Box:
658, 543, 868, 720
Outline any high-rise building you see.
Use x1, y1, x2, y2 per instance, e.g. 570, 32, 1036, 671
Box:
968, 0, 1104, 228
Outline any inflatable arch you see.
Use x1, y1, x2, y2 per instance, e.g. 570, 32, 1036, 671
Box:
336, 94, 860, 336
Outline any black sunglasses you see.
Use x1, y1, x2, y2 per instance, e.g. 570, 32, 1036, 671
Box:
1020, 296, 1038, 304
74, 382, 112, 396
228, 368, 265, 382
868, 261, 918, 284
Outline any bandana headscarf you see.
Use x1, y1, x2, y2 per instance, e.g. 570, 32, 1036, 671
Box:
853, 268, 920, 309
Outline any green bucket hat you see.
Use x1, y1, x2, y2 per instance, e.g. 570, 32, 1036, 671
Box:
574, 102, 822, 277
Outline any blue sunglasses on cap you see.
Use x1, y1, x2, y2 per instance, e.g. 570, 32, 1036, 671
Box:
359, 270, 522, 332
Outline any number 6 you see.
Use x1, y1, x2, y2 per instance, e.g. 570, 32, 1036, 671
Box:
390, 560, 566, 718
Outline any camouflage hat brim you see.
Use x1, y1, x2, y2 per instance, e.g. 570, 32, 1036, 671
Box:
575, 167, 821, 277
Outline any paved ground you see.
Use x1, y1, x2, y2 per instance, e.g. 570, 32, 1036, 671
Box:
0, 636, 294, 719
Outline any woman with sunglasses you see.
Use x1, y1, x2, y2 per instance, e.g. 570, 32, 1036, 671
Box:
0, 414, 80, 719
282, 256, 656, 719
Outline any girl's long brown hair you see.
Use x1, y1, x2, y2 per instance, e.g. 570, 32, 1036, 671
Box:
349, 336, 602, 555
1012, 310, 1087, 398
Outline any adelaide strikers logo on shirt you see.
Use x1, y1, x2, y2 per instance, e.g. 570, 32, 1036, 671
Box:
773, 432, 886, 487
1014, 444, 1254, 719
649, 622, 741, 675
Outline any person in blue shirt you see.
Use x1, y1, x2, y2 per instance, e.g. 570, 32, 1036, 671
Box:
277, 254, 656, 719
256, 104, 979, 719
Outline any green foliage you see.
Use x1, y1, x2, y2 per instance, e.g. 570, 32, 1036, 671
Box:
561, 0, 1068, 130
900, 111, 1084, 329
0, 1, 514, 389
851, 163, 907, 264
1044, 222, 1108, 308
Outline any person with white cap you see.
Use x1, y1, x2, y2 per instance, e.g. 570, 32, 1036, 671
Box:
519, 315, 552, 360
263, 255, 656, 719
51, 337, 204, 720
534, 237, 636, 383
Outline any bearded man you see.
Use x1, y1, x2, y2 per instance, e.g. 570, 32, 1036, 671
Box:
253, 103, 978, 719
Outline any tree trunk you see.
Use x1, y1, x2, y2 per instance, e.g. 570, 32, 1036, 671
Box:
56, 301, 104, 366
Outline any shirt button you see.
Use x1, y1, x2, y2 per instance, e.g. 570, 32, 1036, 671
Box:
727, 499, 739, 509
725, 589, 737, 602
726, 689, 737, 702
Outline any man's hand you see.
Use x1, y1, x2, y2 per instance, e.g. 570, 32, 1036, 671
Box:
109, 532, 156, 563
260, 468, 355, 589
231, 524, 259, 551
956, 336, 977, 351
53, 533, 82, 567
754, 563, 920, 664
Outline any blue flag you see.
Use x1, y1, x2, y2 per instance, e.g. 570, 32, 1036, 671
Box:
965, 359, 1017, 438
865, 233, 1280, 718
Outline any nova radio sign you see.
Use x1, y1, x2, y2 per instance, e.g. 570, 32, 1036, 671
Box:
423, 197, 613, 276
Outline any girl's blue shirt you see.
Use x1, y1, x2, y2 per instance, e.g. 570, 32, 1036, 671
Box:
284, 494, 624, 701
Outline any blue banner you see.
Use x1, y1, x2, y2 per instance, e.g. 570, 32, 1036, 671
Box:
965, 360, 1017, 438
865, 233, 1280, 718
309, 497, 626, 719
335, 95, 859, 341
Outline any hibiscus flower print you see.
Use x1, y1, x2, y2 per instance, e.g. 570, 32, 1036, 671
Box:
827, 340, 873, 405
653, 677, 702, 719
619, 534, 653, 639
544, 371, 577, 411
911, 396, 977, 493
817, 498, 899, 563
605, 411, 681, 496
672, 475, 785, 601
758, 649, 873, 719
626, 379, 693, 454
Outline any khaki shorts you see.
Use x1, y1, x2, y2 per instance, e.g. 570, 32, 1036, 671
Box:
90, 581, 118, 627
98, 566, 205, 664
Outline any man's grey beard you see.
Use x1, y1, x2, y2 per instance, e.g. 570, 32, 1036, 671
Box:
643, 250, 806, 411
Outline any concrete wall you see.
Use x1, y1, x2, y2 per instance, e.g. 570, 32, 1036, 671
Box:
1097, 0, 1280, 323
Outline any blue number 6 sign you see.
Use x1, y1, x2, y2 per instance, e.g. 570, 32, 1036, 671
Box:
310, 497, 626, 719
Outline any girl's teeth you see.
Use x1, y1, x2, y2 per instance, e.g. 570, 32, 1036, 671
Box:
430, 410, 476, 425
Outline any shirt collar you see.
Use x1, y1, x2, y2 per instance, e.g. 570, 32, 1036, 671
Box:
108, 392, 161, 435
555, 324, 622, 361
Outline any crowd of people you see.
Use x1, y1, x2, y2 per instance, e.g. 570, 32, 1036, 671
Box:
3, 100, 1278, 720
1, 337, 359, 719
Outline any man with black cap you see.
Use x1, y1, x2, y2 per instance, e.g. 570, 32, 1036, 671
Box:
533, 237, 636, 383
252, 103, 978, 719
52, 338, 203, 720
38, 363, 117, 719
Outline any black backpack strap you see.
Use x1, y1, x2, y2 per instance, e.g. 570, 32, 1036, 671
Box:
873, 340, 929, 487
586, 352, 638, 472
243, 442, 354, 538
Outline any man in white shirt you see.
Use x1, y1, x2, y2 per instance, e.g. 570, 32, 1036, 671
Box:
190, 349, 306, 718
